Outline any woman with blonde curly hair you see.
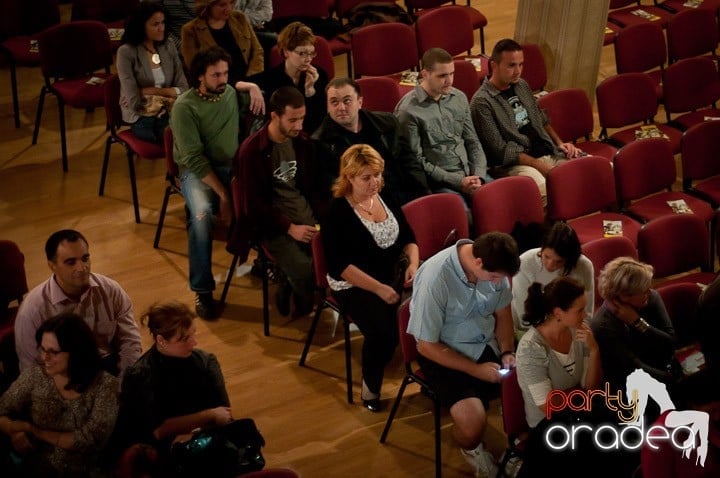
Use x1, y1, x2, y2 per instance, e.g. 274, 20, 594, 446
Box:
322, 144, 419, 411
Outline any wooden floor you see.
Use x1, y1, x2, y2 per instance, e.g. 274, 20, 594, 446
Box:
0, 2, 628, 476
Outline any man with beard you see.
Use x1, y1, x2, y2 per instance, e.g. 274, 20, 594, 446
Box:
171, 46, 239, 320
235, 86, 327, 317
14, 230, 141, 377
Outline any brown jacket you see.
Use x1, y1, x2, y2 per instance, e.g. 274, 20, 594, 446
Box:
181, 11, 263, 78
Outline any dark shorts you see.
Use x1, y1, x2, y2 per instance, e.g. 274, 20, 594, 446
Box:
417, 346, 501, 409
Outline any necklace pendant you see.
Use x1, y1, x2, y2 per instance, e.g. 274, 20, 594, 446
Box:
151, 53, 161, 65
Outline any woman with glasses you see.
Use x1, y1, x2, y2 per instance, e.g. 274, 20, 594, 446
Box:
117, 301, 232, 465
0, 313, 118, 476
591, 257, 677, 396
251, 21, 329, 132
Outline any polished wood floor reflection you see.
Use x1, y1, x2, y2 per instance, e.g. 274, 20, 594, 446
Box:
1, 2, 627, 476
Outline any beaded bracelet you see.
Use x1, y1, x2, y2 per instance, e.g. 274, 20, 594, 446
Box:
632, 317, 650, 332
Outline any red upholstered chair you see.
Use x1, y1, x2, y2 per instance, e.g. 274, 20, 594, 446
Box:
537, 88, 618, 161
681, 121, 720, 207
268, 35, 335, 80
546, 156, 642, 246
637, 214, 716, 287
405, 0, 488, 54
614, 22, 666, 101
667, 8, 719, 63
520, 43, 547, 93
31, 21, 113, 172
607, 0, 673, 29
613, 138, 715, 225
153, 128, 182, 250
581, 236, 638, 309
71, 0, 139, 49
471, 176, 545, 236
334, 0, 397, 19
657, 0, 720, 15
656, 282, 704, 347
0, 240, 28, 385
402, 193, 469, 261
604, 21, 620, 46
98, 75, 166, 224
0, 0, 60, 128
299, 231, 354, 404
498, 368, 529, 478
380, 300, 442, 478
662, 57, 720, 129
356, 77, 401, 113
452, 59, 481, 101
596, 72, 682, 153
351, 22, 419, 81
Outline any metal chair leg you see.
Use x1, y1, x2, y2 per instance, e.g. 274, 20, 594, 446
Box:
153, 186, 172, 249
126, 147, 140, 223
343, 316, 353, 404
220, 254, 239, 304
99, 136, 113, 196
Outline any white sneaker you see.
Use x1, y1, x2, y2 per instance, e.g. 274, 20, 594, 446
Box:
504, 456, 523, 478
460, 445, 498, 478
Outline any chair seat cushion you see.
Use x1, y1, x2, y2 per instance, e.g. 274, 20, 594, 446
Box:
604, 22, 619, 46
576, 141, 617, 161
693, 177, 720, 206
626, 193, 715, 223
672, 111, 720, 132
415, 5, 487, 28
116, 130, 166, 159
568, 212, 641, 246
50, 73, 110, 109
655, 272, 717, 288
608, 6, 671, 28
1, 36, 41, 65
609, 125, 682, 154
327, 37, 351, 55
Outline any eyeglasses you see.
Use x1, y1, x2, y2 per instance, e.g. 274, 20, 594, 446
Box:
38, 345, 64, 358
293, 50, 317, 59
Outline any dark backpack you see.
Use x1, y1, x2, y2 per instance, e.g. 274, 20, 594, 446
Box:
344, 1, 414, 31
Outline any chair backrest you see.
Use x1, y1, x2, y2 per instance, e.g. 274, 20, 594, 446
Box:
538, 88, 594, 142
452, 59, 480, 101
656, 282, 703, 347
614, 22, 666, 75
405, 0, 450, 9
103, 74, 123, 131
37, 21, 113, 79
1, 0, 60, 38
501, 368, 529, 443
472, 176, 544, 236
546, 156, 618, 221
356, 77, 401, 113
268, 35, 335, 79
667, 8, 719, 62
596, 72, 659, 129
613, 138, 676, 202
415, 6, 474, 58
272, 0, 328, 19
638, 214, 711, 279
663, 56, 720, 115
397, 299, 419, 366
581, 236, 638, 308
352, 23, 419, 78
311, 231, 330, 290
335, 0, 397, 19
0, 240, 28, 308
681, 121, 720, 184
402, 193, 469, 260
71, 0, 140, 23
520, 43, 547, 92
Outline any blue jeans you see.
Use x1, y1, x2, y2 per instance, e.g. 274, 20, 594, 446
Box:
180, 165, 233, 293
130, 116, 168, 144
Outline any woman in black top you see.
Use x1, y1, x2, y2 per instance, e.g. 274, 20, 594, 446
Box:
323, 144, 420, 411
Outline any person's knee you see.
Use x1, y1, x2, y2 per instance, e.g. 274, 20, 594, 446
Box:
450, 397, 488, 441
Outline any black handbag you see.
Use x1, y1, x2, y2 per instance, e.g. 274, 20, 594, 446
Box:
171, 418, 265, 478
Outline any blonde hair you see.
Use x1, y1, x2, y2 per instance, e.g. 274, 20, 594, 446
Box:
597, 257, 654, 301
277, 21, 315, 56
332, 144, 385, 198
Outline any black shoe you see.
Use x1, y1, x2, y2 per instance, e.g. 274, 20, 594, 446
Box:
362, 398, 382, 412
195, 293, 217, 320
275, 279, 292, 317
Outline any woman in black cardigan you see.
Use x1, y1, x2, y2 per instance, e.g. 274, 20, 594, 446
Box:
323, 144, 420, 412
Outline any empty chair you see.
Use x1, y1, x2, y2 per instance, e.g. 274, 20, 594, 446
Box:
613, 138, 715, 225
520, 43, 547, 93
402, 193, 469, 260
546, 156, 642, 246
497, 368, 529, 478
355, 77, 401, 113
380, 300, 442, 478
472, 176, 545, 236
537, 88, 617, 161
98, 75, 166, 224
71, 0, 139, 49
663, 56, 720, 130
604, 21, 620, 46
406, 0, 488, 54
32, 21, 113, 172
607, 0, 673, 28
581, 236, 638, 309
638, 214, 716, 287
351, 22, 419, 79
596, 72, 682, 153
657, 0, 720, 15
614, 22, 666, 101
666, 7, 719, 63
656, 282, 703, 347
681, 121, 720, 207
